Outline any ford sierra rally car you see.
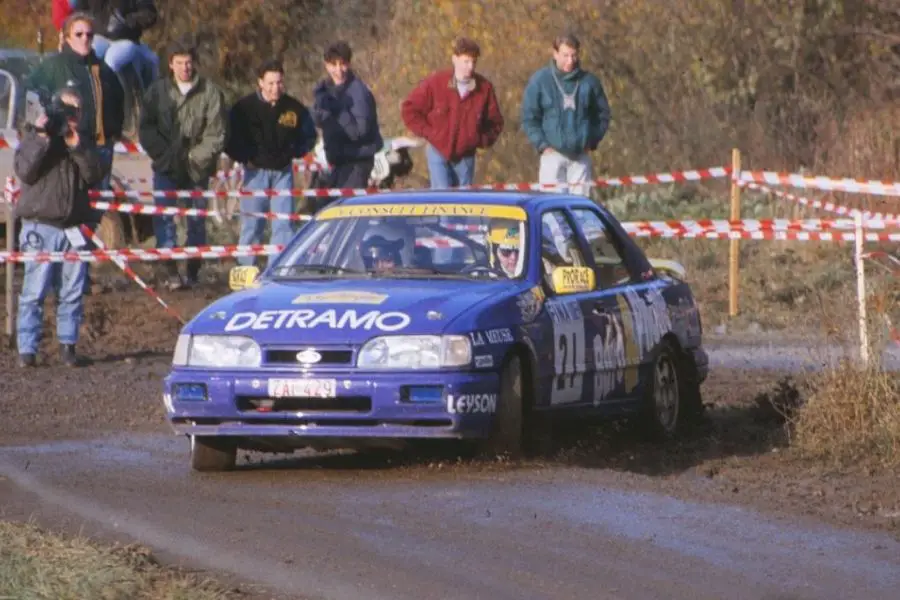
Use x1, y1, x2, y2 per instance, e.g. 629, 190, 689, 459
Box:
163, 191, 708, 471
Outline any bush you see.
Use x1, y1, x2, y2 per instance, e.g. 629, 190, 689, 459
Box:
790, 361, 900, 467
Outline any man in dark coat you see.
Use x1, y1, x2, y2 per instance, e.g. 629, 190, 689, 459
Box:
312, 41, 383, 190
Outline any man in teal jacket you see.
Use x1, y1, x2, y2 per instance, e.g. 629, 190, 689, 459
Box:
520, 34, 611, 187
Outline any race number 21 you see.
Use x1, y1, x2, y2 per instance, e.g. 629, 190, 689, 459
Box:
548, 299, 585, 405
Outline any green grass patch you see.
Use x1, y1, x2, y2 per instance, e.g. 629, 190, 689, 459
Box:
0, 521, 237, 600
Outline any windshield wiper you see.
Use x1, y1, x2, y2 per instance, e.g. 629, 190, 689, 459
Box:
272, 264, 369, 277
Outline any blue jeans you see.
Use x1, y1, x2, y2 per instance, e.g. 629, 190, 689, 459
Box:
238, 167, 294, 267
92, 35, 159, 88
17, 221, 88, 355
152, 173, 209, 250
426, 144, 475, 189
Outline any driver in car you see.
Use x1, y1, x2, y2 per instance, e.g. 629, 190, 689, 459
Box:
488, 220, 523, 277
361, 235, 403, 272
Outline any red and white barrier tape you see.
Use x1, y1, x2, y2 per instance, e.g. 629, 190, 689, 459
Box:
80, 225, 185, 323
628, 229, 900, 241
0, 244, 285, 264
739, 181, 900, 222
620, 218, 900, 233
0, 133, 329, 171
84, 188, 385, 199
738, 170, 900, 197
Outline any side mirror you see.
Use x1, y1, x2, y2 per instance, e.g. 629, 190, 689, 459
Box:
550, 266, 595, 295
228, 266, 260, 291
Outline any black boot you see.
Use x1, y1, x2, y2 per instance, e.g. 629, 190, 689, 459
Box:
60, 344, 80, 367
18, 354, 36, 368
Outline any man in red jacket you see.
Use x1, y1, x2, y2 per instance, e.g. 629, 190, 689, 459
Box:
401, 37, 504, 189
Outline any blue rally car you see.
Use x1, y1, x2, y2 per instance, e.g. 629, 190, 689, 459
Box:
163, 191, 708, 471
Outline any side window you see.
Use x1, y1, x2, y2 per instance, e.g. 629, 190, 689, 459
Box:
571, 208, 631, 288
540, 210, 587, 288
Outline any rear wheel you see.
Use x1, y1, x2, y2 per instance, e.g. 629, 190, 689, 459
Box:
190, 436, 237, 472
478, 355, 525, 457
640, 341, 684, 439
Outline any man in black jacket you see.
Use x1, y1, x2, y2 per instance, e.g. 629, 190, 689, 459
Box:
226, 59, 317, 266
312, 41, 383, 190
73, 0, 160, 89
13, 88, 105, 368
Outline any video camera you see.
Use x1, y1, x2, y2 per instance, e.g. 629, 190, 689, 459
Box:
25, 88, 80, 137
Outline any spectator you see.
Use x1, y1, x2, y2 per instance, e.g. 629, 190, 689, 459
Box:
13, 88, 105, 368
226, 59, 317, 267
28, 10, 125, 293
139, 35, 228, 290
400, 36, 503, 189
312, 41, 383, 191
70, 0, 161, 90
520, 33, 611, 186
28, 11, 124, 172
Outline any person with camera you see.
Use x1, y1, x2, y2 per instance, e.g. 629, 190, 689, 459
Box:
13, 88, 105, 368
29, 11, 125, 295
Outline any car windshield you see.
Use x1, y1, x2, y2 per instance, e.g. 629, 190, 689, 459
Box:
268, 203, 529, 281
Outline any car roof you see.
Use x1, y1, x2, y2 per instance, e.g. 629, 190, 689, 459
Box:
333, 189, 599, 212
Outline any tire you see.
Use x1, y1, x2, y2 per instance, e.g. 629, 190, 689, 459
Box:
640, 340, 684, 440
478, 355, 525, 457
190, 435, 237, 472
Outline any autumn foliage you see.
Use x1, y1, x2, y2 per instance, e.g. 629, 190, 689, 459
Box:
1, 0, 898, 185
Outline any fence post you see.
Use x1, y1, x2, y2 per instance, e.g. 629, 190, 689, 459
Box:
728, 148, 741, 317
854, 211, 870, 368
4, 198, 13, 348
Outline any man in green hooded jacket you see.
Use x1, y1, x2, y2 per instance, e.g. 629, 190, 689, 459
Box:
520, 34, 611, 187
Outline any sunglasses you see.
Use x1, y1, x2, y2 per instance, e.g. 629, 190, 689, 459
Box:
73, 31, 95, 39
498, 248, 519, 257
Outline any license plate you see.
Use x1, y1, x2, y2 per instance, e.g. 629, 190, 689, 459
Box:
267, 378, 336, 399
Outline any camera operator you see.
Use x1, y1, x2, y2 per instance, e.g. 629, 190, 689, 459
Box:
13, 88, 105, 368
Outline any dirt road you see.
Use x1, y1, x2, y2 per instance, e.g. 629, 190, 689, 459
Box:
1, 429, 899, 600
1, 280, 899, 599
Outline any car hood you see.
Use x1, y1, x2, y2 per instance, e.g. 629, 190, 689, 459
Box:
187, 278, 523, 345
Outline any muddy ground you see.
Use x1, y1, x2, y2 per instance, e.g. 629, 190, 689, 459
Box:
0, 263, 897, 545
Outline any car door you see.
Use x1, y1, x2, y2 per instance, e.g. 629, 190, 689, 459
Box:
569, 207, 644, 405
538, 209, 595, 408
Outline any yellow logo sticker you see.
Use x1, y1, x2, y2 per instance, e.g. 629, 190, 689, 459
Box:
292, 291, 388, 305
551, 266, 595, 294
278, 111, 298, 127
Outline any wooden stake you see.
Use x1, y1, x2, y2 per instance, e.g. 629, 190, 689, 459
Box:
729, 148, 741, 317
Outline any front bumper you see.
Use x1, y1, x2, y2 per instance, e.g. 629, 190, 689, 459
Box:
163, 368, 499, 440
691, 346, 710, 383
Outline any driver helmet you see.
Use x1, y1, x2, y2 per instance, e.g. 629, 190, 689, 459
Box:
361, 234, 403, 270
488, 219, 523, 276
360, 220, 415, 267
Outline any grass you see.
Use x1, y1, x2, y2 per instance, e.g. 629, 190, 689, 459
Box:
0, 521, 239, 600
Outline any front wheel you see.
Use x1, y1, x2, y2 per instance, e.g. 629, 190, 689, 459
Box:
477, 355, 525, 457
190, 435, 237, 472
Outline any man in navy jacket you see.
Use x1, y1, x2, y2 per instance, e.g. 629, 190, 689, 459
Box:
227, 59, 317, 266
312, 41, 383, 190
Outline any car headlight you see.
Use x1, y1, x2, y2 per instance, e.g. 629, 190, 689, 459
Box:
357, 335, 471, 369
172, 334, 262, 368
